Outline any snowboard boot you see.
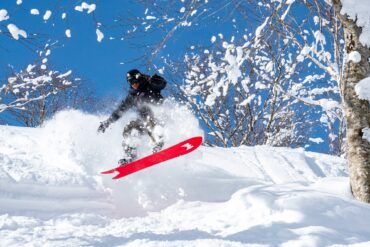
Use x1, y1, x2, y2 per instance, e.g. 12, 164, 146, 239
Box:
118, 158, 133, 166
119, 146, 137, 166
152, 141, 164, 154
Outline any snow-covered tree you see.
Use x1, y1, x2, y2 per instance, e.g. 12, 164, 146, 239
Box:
331, 0, 370, 203
253, 0, 346, 154
0, 2, 102, 125
0, 45, 76, 126
175, 1, 343, 153
259, 0, 370, 203
181, 36, 310, 147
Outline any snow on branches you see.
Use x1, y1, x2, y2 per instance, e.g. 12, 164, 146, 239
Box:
355, 77, 370, 102
182, 32, 304, 147
179, 0, 345, 153
0, 46, 74, 114
363, 128, 370, 143
118, 0, 211, 63
341, 0, 370, 47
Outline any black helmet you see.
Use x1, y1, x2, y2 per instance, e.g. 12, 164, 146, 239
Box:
126, 69, 141, 85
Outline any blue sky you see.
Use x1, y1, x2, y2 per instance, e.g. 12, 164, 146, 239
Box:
1, 1, 144, 98
0, 0, 236, 98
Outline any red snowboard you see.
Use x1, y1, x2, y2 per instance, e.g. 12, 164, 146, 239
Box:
101, 136, 203, 179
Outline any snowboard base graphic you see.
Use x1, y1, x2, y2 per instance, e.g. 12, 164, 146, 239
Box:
101, 136, 202, 179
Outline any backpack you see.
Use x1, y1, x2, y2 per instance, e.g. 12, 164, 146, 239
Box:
149, 74, 167, 92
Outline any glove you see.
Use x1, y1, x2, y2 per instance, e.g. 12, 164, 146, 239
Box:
98, 121, 109, 133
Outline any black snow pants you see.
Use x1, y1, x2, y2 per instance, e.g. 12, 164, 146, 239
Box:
120, 105, 164, 165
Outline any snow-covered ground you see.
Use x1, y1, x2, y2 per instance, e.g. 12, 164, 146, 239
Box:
1, 107, 370, 247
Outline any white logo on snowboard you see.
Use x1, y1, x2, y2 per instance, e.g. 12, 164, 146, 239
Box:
182, 143, 194, 150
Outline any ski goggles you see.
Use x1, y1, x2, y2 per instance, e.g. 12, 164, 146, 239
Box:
127, 73, 141, 85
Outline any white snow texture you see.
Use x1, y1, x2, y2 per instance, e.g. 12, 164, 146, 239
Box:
348, 51, 361, 63
1, 103, 370, 246
341, 0, 370, 47
75, 2, 96, 14
96, 28, 104, 42
0, 9, 9, 22
363, 127, 370, 143
355, 76, 370, 102
65, 29, 71, 38
43, 10, 52, 21
7, 24, 27, 40
30, 9, 40, 15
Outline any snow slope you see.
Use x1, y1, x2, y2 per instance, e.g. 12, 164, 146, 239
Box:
1, 107, 370, 246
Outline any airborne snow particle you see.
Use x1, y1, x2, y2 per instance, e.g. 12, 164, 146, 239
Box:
30, 9, 40, 15
96, 29, 104, 42
75, 2, 96, 14
65, 29, 71, 38
0, 9, 9, 22
7, 24, 27, 40
43, 10, 52, 21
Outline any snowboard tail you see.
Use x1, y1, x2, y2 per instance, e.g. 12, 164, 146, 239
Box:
101, 136, 202, 179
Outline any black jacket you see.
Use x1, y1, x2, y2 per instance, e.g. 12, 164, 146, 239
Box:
107, 74, 166, 124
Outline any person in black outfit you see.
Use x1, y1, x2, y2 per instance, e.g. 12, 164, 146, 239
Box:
98, 69, 166, 166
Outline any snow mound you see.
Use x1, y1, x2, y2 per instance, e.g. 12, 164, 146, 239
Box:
0, 102, 204, 217
2, 105, 370, 246
0, 104, 347, 217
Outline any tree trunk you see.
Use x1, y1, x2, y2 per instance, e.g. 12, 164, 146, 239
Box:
333, 0, 370, 203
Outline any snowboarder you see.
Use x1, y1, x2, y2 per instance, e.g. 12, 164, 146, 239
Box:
97, 69, 167, 166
